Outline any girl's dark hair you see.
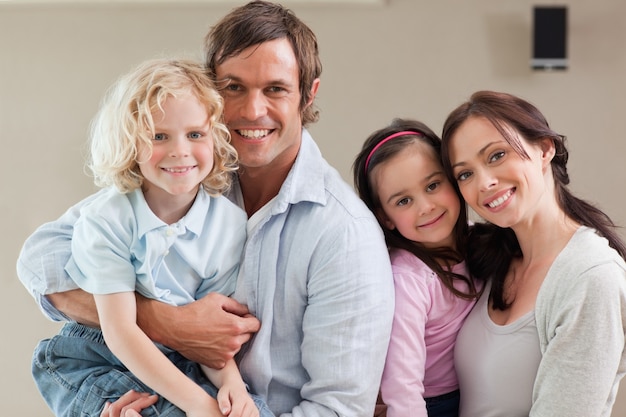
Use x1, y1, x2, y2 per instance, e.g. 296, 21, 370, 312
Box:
441, 90, 626, 309
353, 118, 481, 300
204, 0, 321, 126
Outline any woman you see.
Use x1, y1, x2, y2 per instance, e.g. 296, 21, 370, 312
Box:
440, 90, 626, 417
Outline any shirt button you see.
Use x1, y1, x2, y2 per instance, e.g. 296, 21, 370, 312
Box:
164, 250, 170, 256
166, 228, 174, 236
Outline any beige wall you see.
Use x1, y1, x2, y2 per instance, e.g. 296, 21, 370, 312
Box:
2, 0, 625, 415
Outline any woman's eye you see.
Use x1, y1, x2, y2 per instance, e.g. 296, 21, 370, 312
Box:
489, 151, 505, 163
457, 171, 471, 182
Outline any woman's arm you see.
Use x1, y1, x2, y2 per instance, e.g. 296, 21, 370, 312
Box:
532, 262, 626, 416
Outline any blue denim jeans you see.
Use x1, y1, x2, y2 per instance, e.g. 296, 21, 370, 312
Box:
425, 389, 460, 417
32, 322, 274, 417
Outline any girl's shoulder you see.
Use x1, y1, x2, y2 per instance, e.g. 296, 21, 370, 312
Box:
389, 248, 437, 281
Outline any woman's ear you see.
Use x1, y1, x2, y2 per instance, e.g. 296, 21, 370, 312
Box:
538, 137, 556, 170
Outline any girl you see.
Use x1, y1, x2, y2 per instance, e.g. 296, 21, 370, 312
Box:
353, 118, 482, 417
441, 90, 626, 416
36, 58, 272, 417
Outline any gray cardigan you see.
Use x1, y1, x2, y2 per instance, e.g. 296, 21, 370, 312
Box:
534, 226, 626, 416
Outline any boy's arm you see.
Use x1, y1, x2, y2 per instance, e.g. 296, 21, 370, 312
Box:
96, 292, 220, 416
201, 360, 258, 417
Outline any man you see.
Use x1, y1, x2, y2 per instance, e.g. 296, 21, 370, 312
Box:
18, 2, 394, 416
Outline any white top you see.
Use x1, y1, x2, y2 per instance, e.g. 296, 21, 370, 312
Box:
455, 226, 626, 417
455, 279, 541, 417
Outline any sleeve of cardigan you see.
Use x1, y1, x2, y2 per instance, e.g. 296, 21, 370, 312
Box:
532, 261, 626, 417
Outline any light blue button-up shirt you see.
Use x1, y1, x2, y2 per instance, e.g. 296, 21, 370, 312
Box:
230, 130, 394, 416
17, 129, 394, 416
65, 187, 246, 305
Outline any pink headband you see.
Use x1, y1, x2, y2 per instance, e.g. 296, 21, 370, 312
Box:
364, 130, 421, 172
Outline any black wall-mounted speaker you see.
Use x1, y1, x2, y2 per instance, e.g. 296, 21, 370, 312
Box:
531, 6, 568, 70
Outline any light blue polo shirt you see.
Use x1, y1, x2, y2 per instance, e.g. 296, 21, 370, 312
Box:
65, 186, 246, 305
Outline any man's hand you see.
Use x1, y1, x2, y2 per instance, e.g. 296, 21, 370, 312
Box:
137, 292, 261, 368
100, 390, 158, 417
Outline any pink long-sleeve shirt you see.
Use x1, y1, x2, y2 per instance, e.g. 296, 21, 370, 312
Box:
380, 248, 477, 417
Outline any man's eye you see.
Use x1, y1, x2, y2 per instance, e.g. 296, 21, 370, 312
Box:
268, 86, 286, 94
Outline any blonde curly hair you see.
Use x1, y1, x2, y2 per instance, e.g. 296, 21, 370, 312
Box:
88, 58, 237, 195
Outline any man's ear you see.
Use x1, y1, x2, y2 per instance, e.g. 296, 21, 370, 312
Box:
306, 78, 320, 106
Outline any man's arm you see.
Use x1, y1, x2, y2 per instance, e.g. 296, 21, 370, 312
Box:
47, 289, 100, 327
45, 284, 260, 369
289, 215, 395, 417
137, 292, 260, 368
17, 194, 99, 322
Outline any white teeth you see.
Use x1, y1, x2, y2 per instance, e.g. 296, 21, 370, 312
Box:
239, 129, 270, 138
163, 167, 192, 173
488, 190, 513, 208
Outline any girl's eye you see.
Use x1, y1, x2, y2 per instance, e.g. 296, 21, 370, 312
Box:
396, 197, 411, 207
489, 150, 505, 163
456, 171, 472, 182
426, 181, 440, 192
189, 132, 203, 139
154, 133, 166, 141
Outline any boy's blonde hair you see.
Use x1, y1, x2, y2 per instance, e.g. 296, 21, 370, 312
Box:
88, 58, 236, 195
